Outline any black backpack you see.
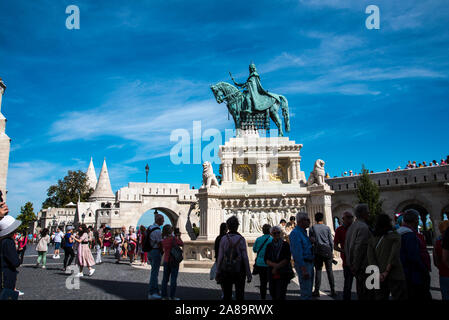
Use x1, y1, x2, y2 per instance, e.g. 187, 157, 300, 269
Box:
169, 237, 184, 266
220, 235, 243, 274
142, 227, 160, 252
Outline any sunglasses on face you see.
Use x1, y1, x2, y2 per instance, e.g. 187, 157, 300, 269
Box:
272, 232, 281, 235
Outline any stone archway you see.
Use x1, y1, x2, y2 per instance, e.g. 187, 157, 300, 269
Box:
396, 200, 434, 244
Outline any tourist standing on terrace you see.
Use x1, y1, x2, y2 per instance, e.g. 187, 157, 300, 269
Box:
52, 227, 64, 259
0, 215, 22, 300
147, 214, 164, 300
62, 226, 75, 271
265, 225, 293, 300
367, 214, 407, 300
73, 224, 95, 277
334, 211, 354, 300
433, 220, 449, 300
216, 216, 251, 301
289, 212, 314, 300
160, 224, 183, 300
252, 224, 272, 300
345, 204, 372, 300
35, 228, 50, 269
310, 212, 336, 298
94, 227, 103, 264
16, 233, 27, 265
397, 210, 431, 300
138, 225, 147, 265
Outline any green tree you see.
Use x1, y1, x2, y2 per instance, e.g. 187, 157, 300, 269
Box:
42, 170, 93, 209
356, 165, 383, 226
16, 202, 37, 234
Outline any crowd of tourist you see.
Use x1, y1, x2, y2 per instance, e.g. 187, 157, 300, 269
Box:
212, 204, 449, 301
1, 198, 449, 301
336, 155, 449, 177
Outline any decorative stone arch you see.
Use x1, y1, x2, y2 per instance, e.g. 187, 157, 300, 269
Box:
331, 203, 354, 231
395, 198, 434, 244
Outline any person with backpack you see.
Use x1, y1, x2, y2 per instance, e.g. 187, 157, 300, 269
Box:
62, 226, 75, 272
309, 212, 336, 297
252, 224, 272, 300
215, 215, 252, 301
35, 228, 50, 269
146, 214, 164, 300
160, 224, 183, 300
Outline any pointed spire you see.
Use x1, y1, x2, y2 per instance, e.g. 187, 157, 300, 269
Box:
86, 157, 97, 190
90, 158, 114, 200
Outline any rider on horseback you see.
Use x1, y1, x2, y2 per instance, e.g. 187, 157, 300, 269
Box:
230, 63, 280, 114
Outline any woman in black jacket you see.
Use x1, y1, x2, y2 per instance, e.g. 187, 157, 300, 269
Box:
0, 215, 22, 300
265, 225, 293, 300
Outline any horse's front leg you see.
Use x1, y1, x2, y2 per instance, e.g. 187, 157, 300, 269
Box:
270, 109, 284, 136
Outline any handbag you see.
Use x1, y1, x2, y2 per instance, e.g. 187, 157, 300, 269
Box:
252, 236, 270, 275
0, 240, 19, 301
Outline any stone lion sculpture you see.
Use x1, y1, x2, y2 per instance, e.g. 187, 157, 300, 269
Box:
307, 159, 326, 186
201, 161, 220, 188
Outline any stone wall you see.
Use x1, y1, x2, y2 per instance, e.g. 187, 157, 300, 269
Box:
326, 165, 449, 236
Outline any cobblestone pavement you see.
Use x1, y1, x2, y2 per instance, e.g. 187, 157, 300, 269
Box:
16, 244, 442, 300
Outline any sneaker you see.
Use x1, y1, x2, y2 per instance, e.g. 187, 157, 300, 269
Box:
42, 265, 46, 269
52, 255, 56, 259
330, 290, 337, 297
56, 255, 60, 259
148, 293, 162, 300
61, 268, 66, 272
77, 272, 83, 277
16, 290, 24, 296
161, 297, 170, 300
170, 297, 181, 301
89, 269, 95, 276
312, 291, 320, 297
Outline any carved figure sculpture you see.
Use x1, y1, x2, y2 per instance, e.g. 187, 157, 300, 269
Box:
201, 161, 220, 188
307, 159, 326, 186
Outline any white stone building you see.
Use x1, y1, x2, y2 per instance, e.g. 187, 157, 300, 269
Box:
0, 78, 10, 201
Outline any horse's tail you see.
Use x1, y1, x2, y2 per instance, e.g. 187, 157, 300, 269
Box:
279, 96, 290, 133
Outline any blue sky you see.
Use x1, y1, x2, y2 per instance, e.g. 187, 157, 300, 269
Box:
1, 0, 448, 220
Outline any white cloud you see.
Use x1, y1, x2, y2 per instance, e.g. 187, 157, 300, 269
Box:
48, 79, 230, 162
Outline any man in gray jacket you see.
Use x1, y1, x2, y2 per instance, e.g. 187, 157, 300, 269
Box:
310, 212, 336, 297
345, 203, 373, 300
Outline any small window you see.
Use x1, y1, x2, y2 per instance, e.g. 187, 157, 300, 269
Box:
395, 179, 398, 184
353, 183, 356, 188
445, 174, 447, 180
404, 177, 407, 184
434, 174, 437, 181
378, 180, 380, 186
387, 179, 389, 185
414, 177, 417, 183
424, 176, 427, 182
346, 184, 349, 189
339, 185, 341, 190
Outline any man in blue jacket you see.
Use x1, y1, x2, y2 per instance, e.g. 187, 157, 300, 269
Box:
289, 212, 314, 300
397, 210, 431, 300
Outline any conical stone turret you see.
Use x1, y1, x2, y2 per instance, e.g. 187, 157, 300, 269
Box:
90, 158, 114, 201
86, 157, 97, 191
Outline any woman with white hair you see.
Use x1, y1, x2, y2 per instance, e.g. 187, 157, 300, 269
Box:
264, 225, 294, 300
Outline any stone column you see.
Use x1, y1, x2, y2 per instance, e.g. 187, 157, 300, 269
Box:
307, 185, 335, 234
197, 189, 222, 241
256, 160, 267, 183
0, 78, 9, 201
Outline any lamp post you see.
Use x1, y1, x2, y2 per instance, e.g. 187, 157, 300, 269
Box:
145, 163, 149, 183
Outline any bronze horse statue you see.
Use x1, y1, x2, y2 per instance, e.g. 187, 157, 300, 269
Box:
210, 81, 290, 136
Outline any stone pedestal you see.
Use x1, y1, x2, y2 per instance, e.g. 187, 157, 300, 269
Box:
307, 184, 335, 233
187, 130, 334, 267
